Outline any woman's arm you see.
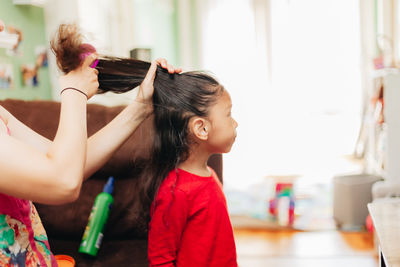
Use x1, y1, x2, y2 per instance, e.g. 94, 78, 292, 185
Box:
0, 55, 98, 205
2, 59, 181, 180
1, 102, 146, 181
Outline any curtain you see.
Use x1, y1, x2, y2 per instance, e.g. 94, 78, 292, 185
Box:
198, 0, 363, 208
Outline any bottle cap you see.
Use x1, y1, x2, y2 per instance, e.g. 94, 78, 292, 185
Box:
55, 255, 75, 267
103, 176, 114, 194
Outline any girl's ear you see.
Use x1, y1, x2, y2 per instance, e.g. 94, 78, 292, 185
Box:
191, 117, 209, 141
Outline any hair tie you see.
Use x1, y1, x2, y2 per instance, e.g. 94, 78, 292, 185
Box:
60, 87, 88, 99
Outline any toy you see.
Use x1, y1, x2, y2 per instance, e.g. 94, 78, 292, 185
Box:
268, 183, 295, 226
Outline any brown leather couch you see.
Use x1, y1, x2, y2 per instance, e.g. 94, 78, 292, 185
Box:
0, 99, 223, 267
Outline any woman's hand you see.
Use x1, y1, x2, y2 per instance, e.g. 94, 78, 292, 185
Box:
136, 58, 182, 115
157, 58, 183, 75
59, 54, 99, 99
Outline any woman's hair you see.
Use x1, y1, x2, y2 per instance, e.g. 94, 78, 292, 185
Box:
51, 24, 224, 222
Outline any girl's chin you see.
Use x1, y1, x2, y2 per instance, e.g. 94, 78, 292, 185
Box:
223, 144, 234, 153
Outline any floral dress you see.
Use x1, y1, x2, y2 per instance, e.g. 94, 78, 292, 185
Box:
0, 116, 57, 266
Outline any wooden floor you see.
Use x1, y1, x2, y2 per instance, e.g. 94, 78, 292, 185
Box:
234, 228, 379, 267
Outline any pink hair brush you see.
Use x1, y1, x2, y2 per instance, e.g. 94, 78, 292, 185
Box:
79, 43, 99, 68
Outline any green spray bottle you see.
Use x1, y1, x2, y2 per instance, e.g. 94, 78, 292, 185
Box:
79, 176, 114, 256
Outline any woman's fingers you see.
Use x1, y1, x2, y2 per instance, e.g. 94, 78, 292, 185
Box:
155, 58, 182, 74
167, 64, 175, 74
155, 58, 167, 69
136, 60, 157, 105
81, 53, 98, 69
143, 60, 158, 85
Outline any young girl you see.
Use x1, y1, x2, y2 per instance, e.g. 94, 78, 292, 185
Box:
0, 21, 179, 266
146, 72, 239, 267
55, 24, 238, 266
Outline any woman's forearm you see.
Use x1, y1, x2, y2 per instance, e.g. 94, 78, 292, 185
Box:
46, 91, 88, 194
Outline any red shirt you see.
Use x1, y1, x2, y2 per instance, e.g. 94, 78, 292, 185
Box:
148, 168, 237, 267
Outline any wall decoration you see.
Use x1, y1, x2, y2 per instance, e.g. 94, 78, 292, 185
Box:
35, 45, 47, 67
20, 46, 47, 87
5, 25, 23, 56
0, 30, 19, 50
0, 63, 13, 89
0, 0, 52, 99
21, 63, 38, 87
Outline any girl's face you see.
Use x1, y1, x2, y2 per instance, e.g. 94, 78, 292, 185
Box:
206, 90, 238, 153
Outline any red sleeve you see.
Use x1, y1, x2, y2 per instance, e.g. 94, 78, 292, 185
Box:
148, 188, 189, 267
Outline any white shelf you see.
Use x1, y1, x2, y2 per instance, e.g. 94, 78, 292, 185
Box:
13, 0, 46, 7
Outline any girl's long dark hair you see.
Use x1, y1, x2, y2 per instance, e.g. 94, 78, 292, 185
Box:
51, 24, 223, 222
